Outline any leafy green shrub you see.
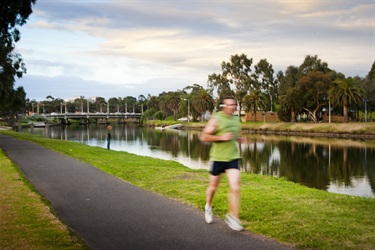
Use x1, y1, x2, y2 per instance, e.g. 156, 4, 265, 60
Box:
154, 111, 166, 120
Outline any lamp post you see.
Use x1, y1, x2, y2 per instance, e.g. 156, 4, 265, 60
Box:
184, 99, 190, 123
270, 95, 273, 112
328, 98, 331, 124
365, 98, 368, 122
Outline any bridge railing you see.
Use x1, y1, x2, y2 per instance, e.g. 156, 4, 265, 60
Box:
44, 112, 142, 119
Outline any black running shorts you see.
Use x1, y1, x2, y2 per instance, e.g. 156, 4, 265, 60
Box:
209, 159, 240, 176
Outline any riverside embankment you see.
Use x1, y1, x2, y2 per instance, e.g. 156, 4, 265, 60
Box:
148, 121, 375, 139
4, 121, 375, 139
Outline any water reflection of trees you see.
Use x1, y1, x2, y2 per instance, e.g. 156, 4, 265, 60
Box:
240, 137, 375, 195
366, 148, 375, 194
276, 142, 331, 190
143, 129, 211, 162
241, 138, 279, 175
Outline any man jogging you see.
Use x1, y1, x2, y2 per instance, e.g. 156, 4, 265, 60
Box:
200, 96, 245, 231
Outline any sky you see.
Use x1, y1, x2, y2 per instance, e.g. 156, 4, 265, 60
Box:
14, 0, 375, 101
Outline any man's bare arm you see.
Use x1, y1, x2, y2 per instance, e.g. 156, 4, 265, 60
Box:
200, 118, 233, 142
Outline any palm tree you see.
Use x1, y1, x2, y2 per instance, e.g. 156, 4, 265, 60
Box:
328, 78, 365, 122
192, 89, 214, 121
165, 91, 181, 121
157, 92, 169, 115
243, 89, 267, 122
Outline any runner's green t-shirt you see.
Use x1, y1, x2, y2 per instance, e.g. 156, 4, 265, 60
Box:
209, 111, 241, 162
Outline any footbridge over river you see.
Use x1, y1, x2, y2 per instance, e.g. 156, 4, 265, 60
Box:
45, 112, 142, 124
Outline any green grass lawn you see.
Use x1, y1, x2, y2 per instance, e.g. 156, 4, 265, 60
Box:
1, 130, 375, 249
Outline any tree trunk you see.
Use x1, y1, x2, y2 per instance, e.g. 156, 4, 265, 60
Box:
303, 108, 317, 123
291, 109, 296, 122
238, 102, 242, 122
343, 105, 348, 122
253, 108, 257, 122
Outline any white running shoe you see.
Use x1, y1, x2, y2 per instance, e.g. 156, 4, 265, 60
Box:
205, 204, 213, 224
225, 214, 244, 231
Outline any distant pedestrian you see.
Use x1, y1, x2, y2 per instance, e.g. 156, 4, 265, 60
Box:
107, 124, 112, 150
200, 96, 246, 231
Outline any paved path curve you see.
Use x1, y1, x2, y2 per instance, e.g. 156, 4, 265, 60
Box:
0, 134, 293, 250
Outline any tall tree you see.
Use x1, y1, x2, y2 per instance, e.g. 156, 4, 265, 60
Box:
329, 77, 365, 122
207, 73, 233, 99
299, 71, 331, 122
297, 55, 331, 77
0, 0, 36, 117
277, 66, 300, 121
278, 65, 299, 96
295, 55, 333, 122
254, 59, 278, 112
208, 54, 254, 120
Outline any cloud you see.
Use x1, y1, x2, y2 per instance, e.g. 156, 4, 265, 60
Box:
17, 75, 151, 101
15, 0, 374, 101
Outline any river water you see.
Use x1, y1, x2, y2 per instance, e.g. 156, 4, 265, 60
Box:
24, 123, 375, 198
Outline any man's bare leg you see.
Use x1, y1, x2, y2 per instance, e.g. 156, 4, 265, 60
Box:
226, 168, 241, 219
206, 174, 220, 207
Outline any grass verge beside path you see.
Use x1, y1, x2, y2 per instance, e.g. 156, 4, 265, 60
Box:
0, 149, 87, 249
1, 130, 375, 250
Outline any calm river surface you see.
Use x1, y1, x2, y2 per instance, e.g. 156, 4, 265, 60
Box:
24, 123, 375, 198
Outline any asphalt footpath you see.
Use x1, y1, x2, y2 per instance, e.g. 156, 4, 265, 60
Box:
0, 134, 294, 250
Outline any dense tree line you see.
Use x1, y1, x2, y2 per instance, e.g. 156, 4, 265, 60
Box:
1, 1, 374, 123
278, 55, 372, 122
12, 55, 375, 124
22, 53, 373, 124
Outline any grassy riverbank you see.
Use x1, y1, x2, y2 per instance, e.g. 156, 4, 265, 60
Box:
1, 130, 375, 249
